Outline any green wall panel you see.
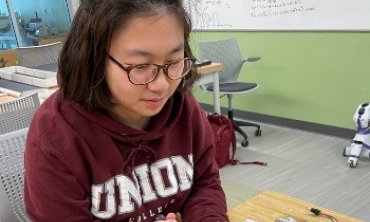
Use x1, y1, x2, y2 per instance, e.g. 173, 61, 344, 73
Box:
190, 32, 370, 129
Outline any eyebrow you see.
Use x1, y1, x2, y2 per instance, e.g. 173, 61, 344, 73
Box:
124, 43, 185, 57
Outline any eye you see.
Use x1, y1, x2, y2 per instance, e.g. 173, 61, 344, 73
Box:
171, 60, 183, 67
135, 64, 151, 70
133, 64, 152, 73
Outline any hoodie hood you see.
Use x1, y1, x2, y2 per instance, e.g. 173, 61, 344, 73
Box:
69, 91, 185, 173
71, 91, 185, 143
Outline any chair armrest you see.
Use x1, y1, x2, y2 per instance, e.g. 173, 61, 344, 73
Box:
243, 56, 261, 63
236, 57, 261, 75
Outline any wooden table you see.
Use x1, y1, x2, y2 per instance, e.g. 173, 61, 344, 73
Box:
0, 49, 17, 67
0, 92, 14, 102
227, 190, 364, 222
195, 63, 223, 114
30, 34, 67, 46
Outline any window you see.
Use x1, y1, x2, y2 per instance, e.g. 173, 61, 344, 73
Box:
0, 0, 17, 49
0, 0, 72, 49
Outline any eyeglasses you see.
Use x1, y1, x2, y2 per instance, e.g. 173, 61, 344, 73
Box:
108, 55, 195, 85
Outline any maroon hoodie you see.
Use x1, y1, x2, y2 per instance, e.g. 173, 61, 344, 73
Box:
24, 90, 228, 222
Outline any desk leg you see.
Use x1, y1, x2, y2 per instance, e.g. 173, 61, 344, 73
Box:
213, 71, 220, 114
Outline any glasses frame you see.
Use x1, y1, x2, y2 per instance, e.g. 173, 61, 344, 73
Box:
108, 55, 195, 85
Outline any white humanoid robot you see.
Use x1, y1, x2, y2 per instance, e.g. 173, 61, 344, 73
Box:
344, 102, 370, 168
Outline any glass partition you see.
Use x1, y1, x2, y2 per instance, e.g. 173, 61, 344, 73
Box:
0, 0, 17, 50
0, 0, 71, 49
11, 0, 71, 46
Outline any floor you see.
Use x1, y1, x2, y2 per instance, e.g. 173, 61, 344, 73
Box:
219, 121, 370, 221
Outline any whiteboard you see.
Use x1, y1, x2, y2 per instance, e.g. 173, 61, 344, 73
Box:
185, 0, 370, 31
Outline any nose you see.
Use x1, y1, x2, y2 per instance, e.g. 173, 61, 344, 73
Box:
146, 68, 169, 91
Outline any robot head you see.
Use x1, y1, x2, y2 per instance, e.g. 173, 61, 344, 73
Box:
353, 103, 370, 130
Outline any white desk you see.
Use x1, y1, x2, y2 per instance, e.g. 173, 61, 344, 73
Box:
195, 63, 223, 114
0, 65, 57, 97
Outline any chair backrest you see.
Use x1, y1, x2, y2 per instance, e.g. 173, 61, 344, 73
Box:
198, 38, 244, 87
16, 42, 62, 67
0, 93, 40, 135
0, 128, 30, 222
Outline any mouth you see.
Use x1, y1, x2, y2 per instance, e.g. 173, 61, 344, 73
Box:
144, 98, 164, 102
142, 97, 166, 109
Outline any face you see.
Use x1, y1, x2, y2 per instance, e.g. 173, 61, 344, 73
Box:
106, 14, 185, 128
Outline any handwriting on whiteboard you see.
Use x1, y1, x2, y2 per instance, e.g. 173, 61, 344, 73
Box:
251, 0, 315, 18
188, 0, 233, 29
188, 0, 316, 29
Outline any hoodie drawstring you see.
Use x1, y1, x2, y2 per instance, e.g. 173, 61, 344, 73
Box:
121, 136, 157, 174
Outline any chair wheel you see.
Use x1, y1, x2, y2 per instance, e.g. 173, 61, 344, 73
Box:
255, 129, 262, 137
241, 140, 249, 147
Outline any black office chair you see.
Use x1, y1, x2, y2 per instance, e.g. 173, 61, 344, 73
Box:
198, 38, 261, 147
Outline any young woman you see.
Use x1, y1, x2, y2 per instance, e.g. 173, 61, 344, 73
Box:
24, 0, 229, 221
